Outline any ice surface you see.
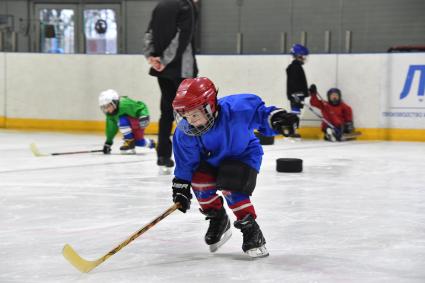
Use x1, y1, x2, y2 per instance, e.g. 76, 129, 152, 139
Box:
1, 130, 424, 283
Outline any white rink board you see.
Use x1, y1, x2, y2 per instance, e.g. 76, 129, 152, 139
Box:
383, 53, 425, 129
0, 53, 5, 119
4, 53, 159, 121
1, 53, 425, 129
337, 54, 387, 129
197, 55, 290, 108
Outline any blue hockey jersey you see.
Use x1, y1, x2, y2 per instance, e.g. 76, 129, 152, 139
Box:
173, 94, 279, 182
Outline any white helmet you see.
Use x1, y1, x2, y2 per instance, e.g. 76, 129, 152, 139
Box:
99, 89, 119, 113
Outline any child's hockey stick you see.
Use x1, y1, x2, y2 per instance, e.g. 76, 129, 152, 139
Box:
340, 131, 362, 141
291, 94, 339, 133
30, 143, 103, 157
62, 203, 180, 273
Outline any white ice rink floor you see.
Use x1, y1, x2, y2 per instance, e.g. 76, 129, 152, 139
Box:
1, 129, 424, 283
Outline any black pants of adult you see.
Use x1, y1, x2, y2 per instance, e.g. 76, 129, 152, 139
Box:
157, 77, 184, 160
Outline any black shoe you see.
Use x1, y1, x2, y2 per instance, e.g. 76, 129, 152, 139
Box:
157, 157, 174, 167
200, 204, 232, 252
234, 214, 269, 258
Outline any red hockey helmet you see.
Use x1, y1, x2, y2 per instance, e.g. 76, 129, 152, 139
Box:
173, 77, 218, 113
173, 77, 218, 136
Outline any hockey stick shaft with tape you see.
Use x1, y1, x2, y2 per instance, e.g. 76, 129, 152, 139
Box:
62, 203, 180, 273
30, 143, 103, 157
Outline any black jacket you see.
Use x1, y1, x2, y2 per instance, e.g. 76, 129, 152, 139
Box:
144, 0, 198, 79
286, 59, 308, 103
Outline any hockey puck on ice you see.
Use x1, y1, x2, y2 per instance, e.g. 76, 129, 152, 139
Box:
276, 158, 303, 173
255, 132, 275, 145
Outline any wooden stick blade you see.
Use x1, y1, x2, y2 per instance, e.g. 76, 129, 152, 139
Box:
62, 204, 180, 273
341, 131, 362, 141
30, 143, 47, 157
62, 244, 102, 273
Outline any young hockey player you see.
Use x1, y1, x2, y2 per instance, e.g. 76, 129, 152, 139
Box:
309, 86, 355, 142
286, 43, 311, 138
99, 89, 155, 154
170, 77, 299, 258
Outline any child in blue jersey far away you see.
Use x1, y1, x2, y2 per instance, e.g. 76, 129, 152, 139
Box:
170, 77, 299, 258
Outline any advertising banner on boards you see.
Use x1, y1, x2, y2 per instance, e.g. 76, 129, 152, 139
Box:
382, 54, 425, 129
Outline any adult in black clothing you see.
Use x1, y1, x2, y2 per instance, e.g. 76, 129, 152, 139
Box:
144, 0, 198, 172
286, 43, 313, 138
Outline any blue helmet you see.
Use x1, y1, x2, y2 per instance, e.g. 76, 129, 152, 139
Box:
290, 44, 309, 56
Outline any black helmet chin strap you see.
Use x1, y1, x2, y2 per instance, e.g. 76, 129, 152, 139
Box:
110, 100, 119, 115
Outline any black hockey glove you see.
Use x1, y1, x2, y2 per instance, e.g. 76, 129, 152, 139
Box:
139, 115, 150, 128
343, 122, 354, 133
172, 178, 192, 213
269, 109, 300, 137
103, 142, 112, 154
309, 84, 317, 95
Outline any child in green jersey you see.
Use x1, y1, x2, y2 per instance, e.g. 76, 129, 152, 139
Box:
99, 89, 155, 154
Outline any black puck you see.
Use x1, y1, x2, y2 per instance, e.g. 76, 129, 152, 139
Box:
276, 158, 303, 173
255, 132, 275, 145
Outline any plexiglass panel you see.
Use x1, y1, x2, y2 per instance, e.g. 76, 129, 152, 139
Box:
84, 9, 117, 54
39, 9, 75, 53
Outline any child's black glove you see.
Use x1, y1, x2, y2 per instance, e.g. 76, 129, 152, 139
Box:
269, 109, 299, 137
103, 142, 112, 154
172, 178, 192, 213
309, 84, 317, 94
344, 122, 354, 133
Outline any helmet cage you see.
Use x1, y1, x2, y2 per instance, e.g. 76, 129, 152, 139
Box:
100, 100, 119, 114
174, 103, 216, 136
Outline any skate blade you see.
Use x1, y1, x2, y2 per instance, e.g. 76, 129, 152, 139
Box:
245, 245, 269, 258
158, 166, 173, 175
120, 149, 136, 155
209, 228, 232, 253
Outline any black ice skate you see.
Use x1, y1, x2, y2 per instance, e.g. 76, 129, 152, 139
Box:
234, 214, 269, 258
288, 132, 302, 140
157, 157, 174, 175
200, 205, 232, 252
120, 139, 136, 154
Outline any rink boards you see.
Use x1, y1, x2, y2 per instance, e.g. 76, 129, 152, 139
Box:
0, 52, 424, 141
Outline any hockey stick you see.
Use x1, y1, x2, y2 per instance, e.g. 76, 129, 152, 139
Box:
291, 94, 339, 133
340, 131, 362, 141
30, 143, 103, 157
62, 203, 180, 273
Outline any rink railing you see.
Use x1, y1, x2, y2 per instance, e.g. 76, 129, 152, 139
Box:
0, 52, 424, 141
